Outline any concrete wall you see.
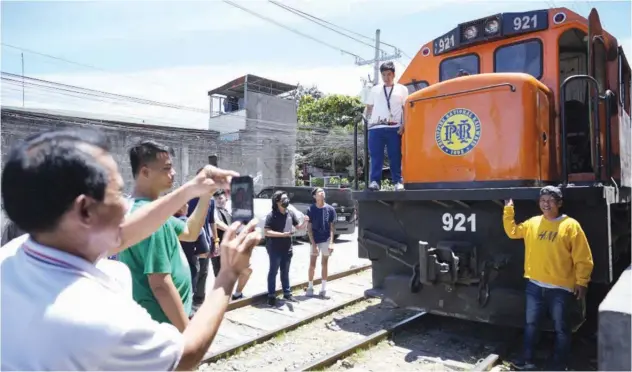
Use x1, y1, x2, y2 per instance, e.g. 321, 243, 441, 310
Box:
598, 265, 631, 371
207, 109, 247, 133
1, 107, 221, 211
245, 91, 297, 189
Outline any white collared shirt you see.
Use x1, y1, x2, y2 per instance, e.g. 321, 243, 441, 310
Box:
1, 235, 184, 371
366, 83, 409, 129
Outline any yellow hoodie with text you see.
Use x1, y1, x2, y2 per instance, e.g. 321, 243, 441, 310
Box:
503, 206, 594, 289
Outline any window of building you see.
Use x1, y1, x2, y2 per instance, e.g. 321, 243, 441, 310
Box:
440, 54, 480, 81
494, 39, 543, 79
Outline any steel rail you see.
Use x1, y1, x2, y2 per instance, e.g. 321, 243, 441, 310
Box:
225, 263, 372, 311
201, 294, 368, 365
298, 312, 428, 371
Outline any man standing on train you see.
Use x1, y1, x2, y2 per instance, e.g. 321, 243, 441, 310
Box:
363, 61, 408, 191
503, 186, 594, 371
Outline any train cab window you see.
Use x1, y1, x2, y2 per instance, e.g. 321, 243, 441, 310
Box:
439, 54, 479, 81
405, 81, 429, 94
494, 39, 543, 79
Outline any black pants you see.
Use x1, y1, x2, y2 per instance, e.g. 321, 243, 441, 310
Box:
267, 247, 292, 297
194, 257, 209, 304
185, 253, 200, 295
210, 256, 221, 277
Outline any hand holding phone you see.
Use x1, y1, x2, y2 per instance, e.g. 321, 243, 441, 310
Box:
230, 176, 254, 224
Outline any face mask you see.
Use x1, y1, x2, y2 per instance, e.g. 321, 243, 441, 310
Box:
281, 198, 290, 208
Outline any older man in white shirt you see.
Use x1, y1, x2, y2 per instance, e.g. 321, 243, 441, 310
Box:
0, 129, 261, 371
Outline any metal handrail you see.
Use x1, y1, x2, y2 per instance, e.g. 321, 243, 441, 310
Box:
559, 75, 602, 185
408, 83, 516, 106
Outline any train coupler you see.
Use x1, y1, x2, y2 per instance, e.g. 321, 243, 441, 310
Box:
418, 240, 478, 285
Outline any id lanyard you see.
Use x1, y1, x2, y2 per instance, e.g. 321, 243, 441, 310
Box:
383, 85, 394, 122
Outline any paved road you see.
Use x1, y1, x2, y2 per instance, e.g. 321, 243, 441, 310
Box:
201, 228, 371, 297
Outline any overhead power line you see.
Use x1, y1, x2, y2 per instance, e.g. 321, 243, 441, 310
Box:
1, 72, 370, 135
1, 72, 207, 113
267, 0, 413, 61
267, 0, 381, 51
2, 43, 111, 73
221, 0, 363, 62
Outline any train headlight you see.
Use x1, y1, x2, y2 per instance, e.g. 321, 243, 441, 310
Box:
464, 25, 478, 40
484, 19, 499, 35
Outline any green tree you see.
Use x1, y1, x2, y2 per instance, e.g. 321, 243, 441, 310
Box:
296, 92, 366, 174
298, 94, 364, 130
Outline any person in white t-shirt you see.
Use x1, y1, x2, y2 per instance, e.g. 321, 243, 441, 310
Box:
364, 61, 409, 191
0, 128, 261, 371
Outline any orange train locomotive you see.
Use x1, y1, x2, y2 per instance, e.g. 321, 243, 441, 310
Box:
352, 7, 631, 330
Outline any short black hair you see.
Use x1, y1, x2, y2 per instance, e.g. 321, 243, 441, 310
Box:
2, 129, 111, 233
540, 186, 563, 201
214, 189, 225, 197
128, 140, 175, 177
272, 190, 286, 210
312, 187, 323, 197
380, 61, 395, 73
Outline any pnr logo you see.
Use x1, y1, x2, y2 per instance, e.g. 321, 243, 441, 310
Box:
435, 108, 482, 156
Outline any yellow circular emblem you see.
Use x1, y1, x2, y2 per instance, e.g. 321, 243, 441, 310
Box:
435, 108, 482, 156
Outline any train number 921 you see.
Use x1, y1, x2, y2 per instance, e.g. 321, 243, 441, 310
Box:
512, 14, 537, 31
503, 10, 548, 36
441, 212, 477, 232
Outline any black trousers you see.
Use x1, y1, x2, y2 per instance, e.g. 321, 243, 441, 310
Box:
193, 257, 209, 304
210, 256, 221, 277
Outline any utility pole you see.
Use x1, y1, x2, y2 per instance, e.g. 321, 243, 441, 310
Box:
21, 52, 25, 107
372, 29, 381, 87
355, 29, 401, 86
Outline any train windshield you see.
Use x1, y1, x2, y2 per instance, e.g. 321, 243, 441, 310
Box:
439, 54, 480, 81
405, 81, 429, 94
494, 39, 543, 79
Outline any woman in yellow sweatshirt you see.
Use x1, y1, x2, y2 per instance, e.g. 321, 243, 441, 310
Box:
503, 186, 594, 371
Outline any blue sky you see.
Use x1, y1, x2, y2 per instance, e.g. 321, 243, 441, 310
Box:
1, 0, 630, 129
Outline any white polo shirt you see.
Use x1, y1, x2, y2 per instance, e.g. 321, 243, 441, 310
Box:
366, 83, 409, 130
1, 235, 185, 371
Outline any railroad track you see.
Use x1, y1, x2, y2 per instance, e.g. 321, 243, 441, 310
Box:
197, 274, 519, 372
198, 264, 374, 364
223, 263, 372, 312
298, 311, 520, 372
198, 265, 597, 372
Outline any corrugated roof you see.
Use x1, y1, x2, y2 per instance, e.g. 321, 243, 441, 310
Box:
207, 74, 297, 97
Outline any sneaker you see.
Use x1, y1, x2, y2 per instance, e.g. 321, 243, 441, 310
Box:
319, 290, 330, 299
232, 293, 244, 301
267, 297, 276, 307
368, 181, 380, 191
394, 183, 404, 191
512, 360, 537, 371
283, 294, 298, 303
306, 287, 314, 297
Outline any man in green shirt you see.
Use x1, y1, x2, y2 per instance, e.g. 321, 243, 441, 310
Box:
119, 140, 212, 331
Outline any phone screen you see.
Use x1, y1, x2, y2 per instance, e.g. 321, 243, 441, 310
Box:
231, 177, 254, 222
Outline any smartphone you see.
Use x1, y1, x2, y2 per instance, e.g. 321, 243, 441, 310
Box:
230, 176, 254, 223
